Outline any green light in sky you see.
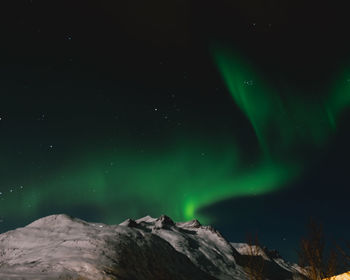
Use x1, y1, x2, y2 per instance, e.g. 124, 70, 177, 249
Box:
0, 140, 296, 224
1, 46, 349, 226
212, 44, 350, 156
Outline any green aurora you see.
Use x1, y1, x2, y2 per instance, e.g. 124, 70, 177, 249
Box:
1, 140, 296, 224
2, 47, 349, 225
212, 45, 350, 157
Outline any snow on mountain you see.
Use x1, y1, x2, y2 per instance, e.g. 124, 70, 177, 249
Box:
231, 242, 307, 279
0, 214, 306, 280
133, 215, 245, 280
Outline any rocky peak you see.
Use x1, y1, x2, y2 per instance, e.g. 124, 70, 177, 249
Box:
177, 219, 202, 228
154, 215, 175, 229
120, 218, 138, 227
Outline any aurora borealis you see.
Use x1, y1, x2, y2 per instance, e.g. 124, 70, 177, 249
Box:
0, 138, 297, 224
1, 0, 350, 262
213, 45, 350, 156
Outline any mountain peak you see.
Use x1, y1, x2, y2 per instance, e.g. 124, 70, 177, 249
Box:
119, 218, 138, 227
135, 215, 156, 223
25, 214, 87, 228
176, 219, 202, 228
154, 214, 175, 229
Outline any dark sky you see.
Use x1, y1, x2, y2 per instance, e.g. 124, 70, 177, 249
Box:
1, 0, 350, 262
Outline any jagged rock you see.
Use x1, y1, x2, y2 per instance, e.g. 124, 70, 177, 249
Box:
154, 215, 175, 229
119, 218, 138, 228
177, 219, 202, 228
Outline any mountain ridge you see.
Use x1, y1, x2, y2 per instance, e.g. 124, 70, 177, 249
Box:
0, 214, 307, 280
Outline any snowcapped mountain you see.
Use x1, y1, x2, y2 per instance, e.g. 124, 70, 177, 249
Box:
0, 214, 307, 280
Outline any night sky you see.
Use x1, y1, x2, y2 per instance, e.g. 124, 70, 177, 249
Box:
1, 0, 350, 262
